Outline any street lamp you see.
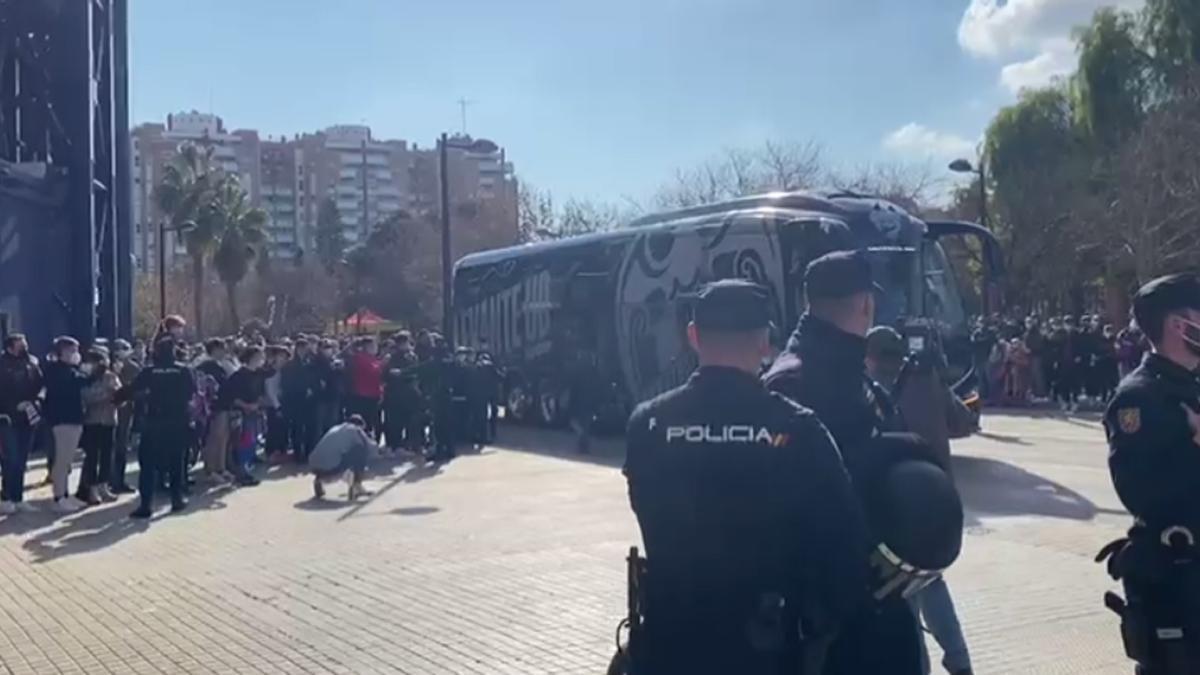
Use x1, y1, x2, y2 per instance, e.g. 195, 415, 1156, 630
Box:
438, 133, 499, 342
948, 157, 988, 231
158, 221, 195, 319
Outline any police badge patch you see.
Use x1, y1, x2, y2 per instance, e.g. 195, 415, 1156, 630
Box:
1118, 408, 1141, 434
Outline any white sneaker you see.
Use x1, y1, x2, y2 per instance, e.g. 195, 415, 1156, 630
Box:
96, 485, 117, 502
0, 501, 16, 515
53, 498, 78, 514
14, 501, 38, 513
63, 496, 86, 510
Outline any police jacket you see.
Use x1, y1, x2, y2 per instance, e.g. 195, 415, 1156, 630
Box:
623, 366, 869, 673
120, 360, 195, 427
1106, 353, 1200, 534
281, 356, 320, 405
763, 314, 930, 675
764, 315, 900, 467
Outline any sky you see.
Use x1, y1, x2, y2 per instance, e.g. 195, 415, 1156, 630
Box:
129, 0, 1143, 206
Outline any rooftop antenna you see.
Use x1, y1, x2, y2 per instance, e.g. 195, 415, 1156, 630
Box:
457, 97, 474, 134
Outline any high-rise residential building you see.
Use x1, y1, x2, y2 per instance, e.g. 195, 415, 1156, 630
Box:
131, 112, 262, 272
130, 113, 518, 274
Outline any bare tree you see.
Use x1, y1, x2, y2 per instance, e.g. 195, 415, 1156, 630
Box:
654, 138, 828, 208
761, 140, 825, 191
827, 161, 943, 214
1088, 72, 1200, 281
518, 179, 627, 241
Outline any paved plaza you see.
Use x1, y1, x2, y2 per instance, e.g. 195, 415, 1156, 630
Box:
0, 412, 1132, 674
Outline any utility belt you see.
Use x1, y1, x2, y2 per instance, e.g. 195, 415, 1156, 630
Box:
1097, 525, 1200, 673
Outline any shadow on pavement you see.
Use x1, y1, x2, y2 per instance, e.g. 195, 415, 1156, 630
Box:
294, 497, 351, 511
19, 481, 231, 564
390, 506, 439, 516
952, 454, 1097, 524
975, 431, 1033, 446
493, 425, 625, 469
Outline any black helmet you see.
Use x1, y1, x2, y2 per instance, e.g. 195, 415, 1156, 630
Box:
861, 435, 964, 600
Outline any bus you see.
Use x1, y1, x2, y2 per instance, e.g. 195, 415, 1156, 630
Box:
452, 191, 1002, 428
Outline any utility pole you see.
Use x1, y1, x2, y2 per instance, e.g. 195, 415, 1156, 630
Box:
439, 133, 452, 341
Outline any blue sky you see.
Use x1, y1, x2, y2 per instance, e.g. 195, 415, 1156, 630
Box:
130, 0, 1135, 205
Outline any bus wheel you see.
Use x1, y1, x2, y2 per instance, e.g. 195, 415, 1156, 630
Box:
507, 383, 532, 424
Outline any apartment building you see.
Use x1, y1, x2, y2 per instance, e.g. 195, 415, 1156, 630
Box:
131, 113, 518, 273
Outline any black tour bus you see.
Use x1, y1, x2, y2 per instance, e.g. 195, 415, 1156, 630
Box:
452, 191, 1001, 429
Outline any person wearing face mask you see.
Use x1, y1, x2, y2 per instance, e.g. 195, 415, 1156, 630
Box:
382, 333, 421, 455
42, 336, 91, 513
312, 339, 342, 439
0, 334, 44, 513
216, 346, 267, 487
77, 349, 122, 505
118, 338, 196, 517
345, 337, 384, 439
1098, 274, 1200, 675
108, 339, 141, 495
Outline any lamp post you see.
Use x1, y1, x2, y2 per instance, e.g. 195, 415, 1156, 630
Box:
157, 221, 195, 319
948, 157, 987, 230
949, 157, 993, 315
438, 133, 499, 343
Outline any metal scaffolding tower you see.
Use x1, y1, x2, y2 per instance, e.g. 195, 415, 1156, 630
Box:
0, 0, 132, 346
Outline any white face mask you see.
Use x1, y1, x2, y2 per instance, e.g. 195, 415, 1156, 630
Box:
1179, 317, 1200, 357
80, 363, 95, 376
64, 351, 82, 366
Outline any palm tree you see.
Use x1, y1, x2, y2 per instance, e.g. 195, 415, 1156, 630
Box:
154, 143, 218, 336
207, 174, 268, 332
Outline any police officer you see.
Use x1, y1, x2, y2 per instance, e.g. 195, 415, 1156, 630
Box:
764, 250, 947, 675
1100, 274, 1200, 674
624, 279, 870, 675
119, 337, 195, 518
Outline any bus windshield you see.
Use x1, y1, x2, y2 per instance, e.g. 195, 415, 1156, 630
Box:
868, 243, 967, 335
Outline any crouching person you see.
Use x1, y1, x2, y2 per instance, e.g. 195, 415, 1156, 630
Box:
308, 414, 378, 501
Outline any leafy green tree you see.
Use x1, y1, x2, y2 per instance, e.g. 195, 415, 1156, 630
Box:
985, 86, 1092, 309
154, 142, 217, 335
1073, 8, 1151, 149
315, 197, 347, 273
206, 174, 268, 332
1144, 0, 1200, 86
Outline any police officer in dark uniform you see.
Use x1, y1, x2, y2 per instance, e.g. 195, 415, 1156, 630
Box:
1098, 274, 1200, 674
764, 250, 949, 675
624, 279, 871, 675
119, 337, 195, 519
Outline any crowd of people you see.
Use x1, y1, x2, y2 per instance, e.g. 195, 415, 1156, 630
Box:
969, 313, 1149, 410
0, 314, 503, 517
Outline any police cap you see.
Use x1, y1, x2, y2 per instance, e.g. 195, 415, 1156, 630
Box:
1132, 273, 1200, 340
692, 279, 771, 332
805, 250, 882, 301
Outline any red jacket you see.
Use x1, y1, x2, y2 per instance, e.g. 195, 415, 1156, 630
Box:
347, 352, 383, 399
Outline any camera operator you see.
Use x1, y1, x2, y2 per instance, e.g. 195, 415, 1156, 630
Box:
623, 279, 870, 674
1098, 274, 1200, 674
865, 326, 974, 675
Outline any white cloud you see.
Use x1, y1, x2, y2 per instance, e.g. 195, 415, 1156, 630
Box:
882, 123, 976, 160
958, 0, 1142, 59
999, 37, 1077, 93
957, 0, 1144, 93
